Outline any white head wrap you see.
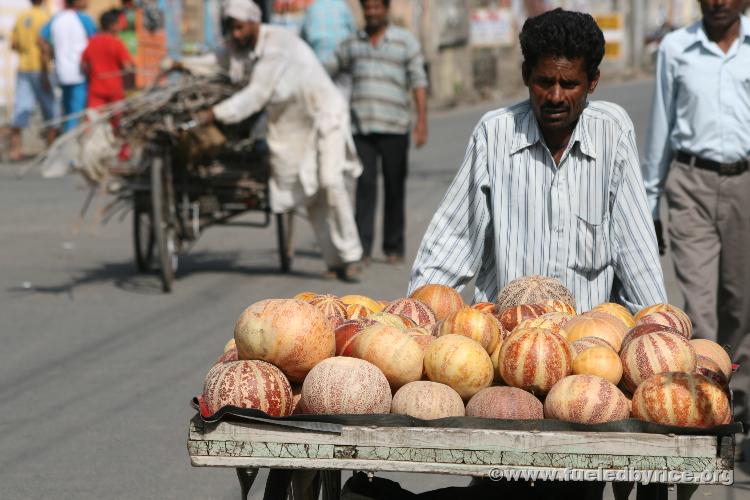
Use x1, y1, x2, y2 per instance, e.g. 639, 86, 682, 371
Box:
222, 0, 262, 23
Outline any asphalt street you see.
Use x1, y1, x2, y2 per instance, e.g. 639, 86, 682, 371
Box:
1, 78, 748, 499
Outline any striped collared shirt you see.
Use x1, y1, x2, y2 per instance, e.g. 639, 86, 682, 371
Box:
408, 100, 668, 313
333, 25, 428, 135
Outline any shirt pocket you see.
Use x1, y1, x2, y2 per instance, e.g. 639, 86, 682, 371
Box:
569, 214, 610, 274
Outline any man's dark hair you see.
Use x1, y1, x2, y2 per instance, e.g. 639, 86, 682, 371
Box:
100, 9, 121, 30
64, 0, 76, 7
519, 8, 605, 82
359, 0, 390, 9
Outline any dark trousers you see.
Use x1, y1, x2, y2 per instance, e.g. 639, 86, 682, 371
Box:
353, 133, 409, 258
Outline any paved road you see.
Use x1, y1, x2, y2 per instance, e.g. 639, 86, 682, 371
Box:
0, 79, 747, 499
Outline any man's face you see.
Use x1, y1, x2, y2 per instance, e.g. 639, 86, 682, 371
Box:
74, 0, 88, 9
699, 0, 743, 31
363, 0, 388, 31
524, 56, 599, 136
229, 18, 258, 50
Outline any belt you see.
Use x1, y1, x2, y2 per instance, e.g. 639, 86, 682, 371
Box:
676, 151, 749, 176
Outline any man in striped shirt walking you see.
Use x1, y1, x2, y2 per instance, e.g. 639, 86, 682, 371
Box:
409, 9, 667, 313
330, 0, 428, 265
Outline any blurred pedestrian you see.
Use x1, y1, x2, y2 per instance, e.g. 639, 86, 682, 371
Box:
8, 0, 57, 161
330, 0, 428, 266
81, 9, 134, 110
643, 0, 750, 452
178, 0, 364, 282
300, 0, 355, 67
39, 0, 96, 133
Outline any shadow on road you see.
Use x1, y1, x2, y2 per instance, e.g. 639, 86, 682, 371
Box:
5, 249, 322, 298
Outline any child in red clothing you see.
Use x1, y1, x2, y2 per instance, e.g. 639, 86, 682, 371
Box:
81, 9, 134, 109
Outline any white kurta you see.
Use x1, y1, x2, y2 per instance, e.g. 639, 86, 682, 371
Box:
183, 25, 362, 266
184, 25, 361, 212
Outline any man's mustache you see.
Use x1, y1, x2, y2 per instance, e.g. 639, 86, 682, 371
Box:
541, 105, 569, 113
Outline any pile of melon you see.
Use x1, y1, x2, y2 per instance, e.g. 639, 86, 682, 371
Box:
202, 275, 734, 429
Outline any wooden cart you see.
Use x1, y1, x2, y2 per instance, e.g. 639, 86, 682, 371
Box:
187, 414, 735, 499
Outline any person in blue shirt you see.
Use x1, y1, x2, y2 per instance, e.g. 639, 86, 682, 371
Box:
300, 0, 356, 67
643, 0, 750, 454
39, 0, 96, 132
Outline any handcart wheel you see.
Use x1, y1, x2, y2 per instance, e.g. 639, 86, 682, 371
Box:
132, 195, 155, 272
276, 211, 295, 273
151, 153, 177, 292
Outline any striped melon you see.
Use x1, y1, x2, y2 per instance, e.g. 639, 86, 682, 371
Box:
544, 375, 630, 424
631, 372, 731, 428
309, 294, 348, 328
543, 299, 577, 316
203, 360, 293, 416
435, 307, 502, 353
637, 310, 692, 339
496, 275, 576, 312
515, 311, 571, 338
497, 304, 549, 332
384, 298, 437, 327
621, 324, 683, 352
301, 357, 392, 414
391, 381, 465, 419
690, 339, 732, 380
571, 336, 617, 357
620, 331, 696, 392
498, 327, 573, 395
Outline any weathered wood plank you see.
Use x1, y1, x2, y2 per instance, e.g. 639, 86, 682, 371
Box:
187, 439, 723, 472
188, 456, 731, 484
189, 420, 718, 459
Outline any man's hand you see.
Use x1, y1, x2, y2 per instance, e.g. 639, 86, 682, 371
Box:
195, 109, 215, 126
654, 219, 666, 256
413, 118, 428, 149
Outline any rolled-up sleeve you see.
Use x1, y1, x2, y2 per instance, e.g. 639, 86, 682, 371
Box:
642, 42, 677, 219
611, 127, 668, 312
405, 35, 427, 90
408, 124, 491, 295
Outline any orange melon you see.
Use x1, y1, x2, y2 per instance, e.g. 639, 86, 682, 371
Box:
350, 324, 424, 389
341, 294, 384, 313
334, 318, 377, 356
466, 386, 543, 419
592, 303, 635, 329
564, 312, 627, 351
391, 381, 465, 419
572, 346, 623, 385
423, 334, 494, 400
410, 284, 465, 321
234, 299, 335, 382
300, 357, 392, 414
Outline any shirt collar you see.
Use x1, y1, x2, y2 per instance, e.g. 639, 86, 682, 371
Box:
510, 102, 597, 159
357, 24, 392, 41
692, 16, 750, 51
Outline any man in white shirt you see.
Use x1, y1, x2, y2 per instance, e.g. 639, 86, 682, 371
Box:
183, 0, 364, 281
39, 0, 96, 132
